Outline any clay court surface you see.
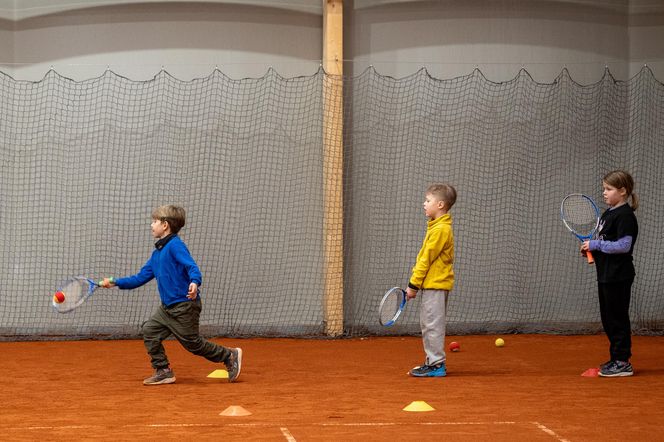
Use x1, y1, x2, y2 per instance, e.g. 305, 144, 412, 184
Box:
1, 335, 663, 441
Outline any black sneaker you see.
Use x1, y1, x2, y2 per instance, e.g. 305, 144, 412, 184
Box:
599, 360, 612, 371
225, 348, 242, 382
143, 367, 176, 385
409, 363, 446, 377
599, 360, 633, 377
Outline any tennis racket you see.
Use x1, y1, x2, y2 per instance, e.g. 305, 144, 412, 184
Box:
378, 287, 407, 326
560, 194, 600, 264
51, 276, 106, 313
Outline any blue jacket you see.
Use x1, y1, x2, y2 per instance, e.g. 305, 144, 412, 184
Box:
115, 235, 202, 306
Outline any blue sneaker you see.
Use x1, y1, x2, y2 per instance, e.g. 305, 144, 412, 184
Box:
409, 363, 446, 377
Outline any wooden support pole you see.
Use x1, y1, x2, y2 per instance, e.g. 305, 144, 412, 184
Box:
322, 0, 344, 336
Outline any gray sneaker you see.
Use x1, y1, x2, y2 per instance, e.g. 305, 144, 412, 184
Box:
143, 367, 176, 385
599, 360, 633, 377
225, 348, 242, 382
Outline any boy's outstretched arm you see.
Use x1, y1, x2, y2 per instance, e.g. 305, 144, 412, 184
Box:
111, 261, 155, 290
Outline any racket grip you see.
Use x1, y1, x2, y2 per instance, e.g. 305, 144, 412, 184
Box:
99, 277, 115, 286
585, 250, 594, 264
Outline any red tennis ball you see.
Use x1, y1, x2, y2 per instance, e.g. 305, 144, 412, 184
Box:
449, 341, 460, 352
53, 291, 65, 304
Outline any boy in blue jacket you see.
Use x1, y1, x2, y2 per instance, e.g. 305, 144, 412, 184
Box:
102, 205, 241, 386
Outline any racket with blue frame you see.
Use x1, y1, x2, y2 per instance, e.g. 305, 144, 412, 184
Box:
560, 193, 600, 264
378, 287, 407, 326
51, 276, 111, 313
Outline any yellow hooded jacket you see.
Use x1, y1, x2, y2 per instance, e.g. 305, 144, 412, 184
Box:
408, 213, 454, 291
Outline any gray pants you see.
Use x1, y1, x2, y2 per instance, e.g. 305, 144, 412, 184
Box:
420, 289, 449, 366
143, 299, 231, 369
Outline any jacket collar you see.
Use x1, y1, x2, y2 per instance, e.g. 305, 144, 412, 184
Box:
428, 213, 452, 227
155, 233, 177, 250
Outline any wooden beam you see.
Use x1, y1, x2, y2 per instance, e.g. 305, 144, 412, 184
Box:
323, 0, 343, 76
322, 0, 344, 336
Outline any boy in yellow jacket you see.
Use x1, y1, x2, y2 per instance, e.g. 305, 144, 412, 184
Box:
406, 183, 456, 377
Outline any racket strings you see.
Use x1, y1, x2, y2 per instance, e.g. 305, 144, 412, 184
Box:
379, 292, 401, 323
562, 198, 598, 235
56, 279, 89, 311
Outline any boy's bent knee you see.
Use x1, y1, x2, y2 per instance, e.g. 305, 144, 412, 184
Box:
180, 336, 206, 354
141, 319, 168, 340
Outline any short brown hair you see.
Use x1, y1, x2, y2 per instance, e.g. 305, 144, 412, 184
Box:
603, 170, 638, 210
427, 183, 457, 209
151, 205, 186, 234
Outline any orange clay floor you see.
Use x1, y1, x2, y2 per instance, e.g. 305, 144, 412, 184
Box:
1, 335, 663, 441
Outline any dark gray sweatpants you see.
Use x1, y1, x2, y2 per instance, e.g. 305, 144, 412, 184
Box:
142, 299, 231, 369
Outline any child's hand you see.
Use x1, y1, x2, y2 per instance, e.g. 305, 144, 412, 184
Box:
406, 287, 418, 300
580, 240, 590, 255
187, 283, 199, 300
100, 277, 115, 288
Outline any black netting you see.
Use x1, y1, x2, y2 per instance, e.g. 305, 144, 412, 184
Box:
0, 66, 662, 339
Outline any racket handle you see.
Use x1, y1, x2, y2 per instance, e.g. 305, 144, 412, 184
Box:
98, 277, 115, 286
585, 250, 594, 264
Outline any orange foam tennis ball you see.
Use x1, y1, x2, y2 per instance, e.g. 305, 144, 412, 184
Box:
449, 341, 460, 352
53, 291, 65, 303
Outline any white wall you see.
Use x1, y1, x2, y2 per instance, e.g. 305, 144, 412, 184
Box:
0, 0, 662, 82
628, 8, 664, 79
3, 2, 322, 81
0, 1, 13, 74
347, 0, 635, 83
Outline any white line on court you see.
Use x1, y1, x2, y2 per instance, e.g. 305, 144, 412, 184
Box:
10, 418, 569, 441
532, 421, 571, 442
9, 425, 97, 430
280, 427, 297, 442
7, 421, 518, 430
319, 421, 516, 427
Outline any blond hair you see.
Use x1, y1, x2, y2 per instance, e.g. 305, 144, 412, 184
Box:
426, 183, 457, 209
603, 170, 638, 210
151, 205, 186, 234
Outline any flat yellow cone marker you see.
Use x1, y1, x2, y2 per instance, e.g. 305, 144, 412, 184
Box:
207, 369, 229, 379
219, 405, 252, 416
403, 401, 435, 412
